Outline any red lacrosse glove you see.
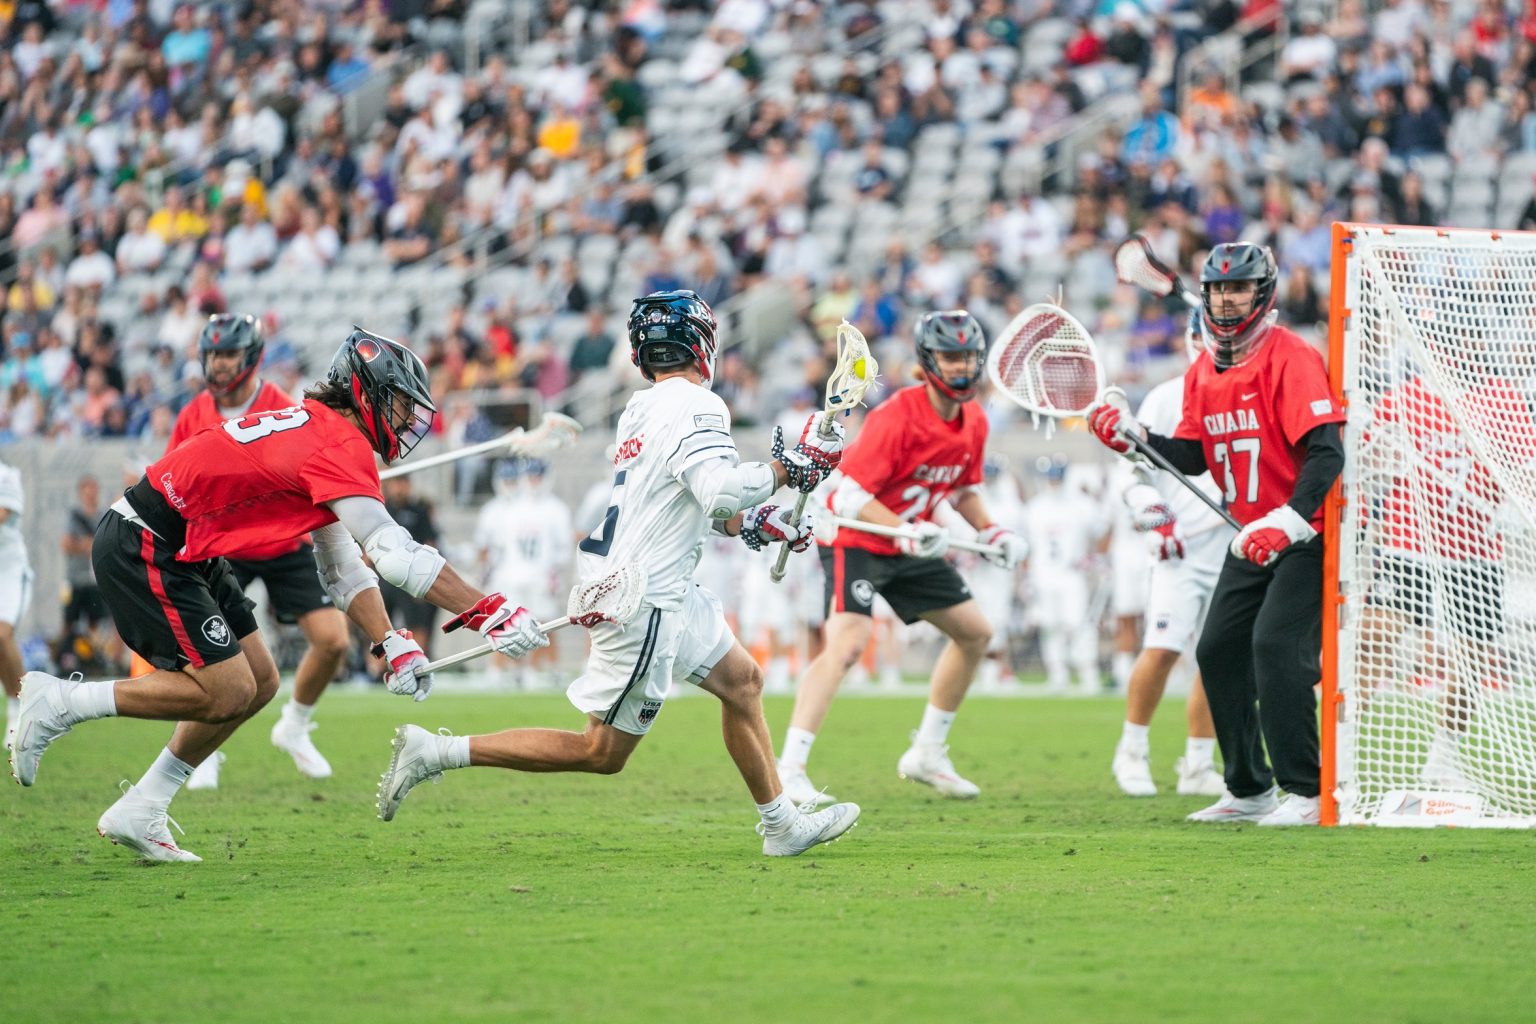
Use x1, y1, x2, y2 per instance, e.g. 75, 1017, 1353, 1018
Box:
1230, 505, 1316, 568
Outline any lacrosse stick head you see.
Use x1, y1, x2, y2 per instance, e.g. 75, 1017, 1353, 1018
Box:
823, 321, 879, 419
986, 303, 1106, 431
512, 411, 582, 455
566, 563, 648, 628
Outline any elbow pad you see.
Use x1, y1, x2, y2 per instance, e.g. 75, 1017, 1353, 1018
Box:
311, 526, 378, 613
696, 460, 777, 520
830, 474, 874, 519
362, 522, 446, 599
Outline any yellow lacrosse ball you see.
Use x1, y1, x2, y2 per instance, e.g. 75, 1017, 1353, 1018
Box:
852, 357, 868, 380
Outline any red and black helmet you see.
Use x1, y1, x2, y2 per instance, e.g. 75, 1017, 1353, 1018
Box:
1199, 242, 1278, 368
326, 326, 436, 463
915, 309, 987, 401
199, 313, 264, 397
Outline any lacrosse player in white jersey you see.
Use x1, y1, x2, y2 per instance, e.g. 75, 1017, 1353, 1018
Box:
476, 457, 573, 685
957, 456, 1028, 690
378, 290, 861, 856
1022, 454, 1107, 693
1110, 323, 1232, 798
1108, 493, 1151, 692
0, 462, 31, 750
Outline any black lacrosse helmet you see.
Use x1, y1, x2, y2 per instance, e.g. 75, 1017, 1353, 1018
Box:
326, 327, 436, 463
1199, 242, 1278, 368
199, 313, 264, 397
628, 289, 719, 387
916, 309, 987, 401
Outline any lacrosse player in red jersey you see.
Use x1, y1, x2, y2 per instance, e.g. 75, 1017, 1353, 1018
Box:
168, 313, 352, 786
376, 291, 862, 857
777, 311, 1028, 805
1088, 243, 1345, 826
10, 328, 548, 862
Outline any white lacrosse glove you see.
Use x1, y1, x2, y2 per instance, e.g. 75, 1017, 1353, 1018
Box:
442, 592, 550, 659
896, 520, 949, 559
774, 413, 846, 492
975, 524, 1027, 569
377, 629, 434, 702
1126, 485, 1185, 562
1231, 504, 1316, 567
741, 504, 815, 552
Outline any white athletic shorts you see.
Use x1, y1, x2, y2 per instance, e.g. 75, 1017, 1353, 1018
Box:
968, 563, 1015, 652
567, 583, 734, 736
0, 554, 33, 627
1111, 536, 1151, 617
1030, 573, 1089, 631
1141, 529, 1226, 653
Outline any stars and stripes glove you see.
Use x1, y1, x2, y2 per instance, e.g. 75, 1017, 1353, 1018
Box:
773, 413, 846, 493
741, 504, 816, 552
443, 592, 550, 659
1087, 400, 1146, 458
975, 524, 1027, 569
1231, 505, 1316, 567
376, 629, 434, 702
1127, 490, 1185, 562
896, 520, 949, 559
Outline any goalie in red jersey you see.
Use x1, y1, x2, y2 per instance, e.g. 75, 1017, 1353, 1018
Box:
10, 328, 549, 862
1089, 242, 1345, 826
776, 311, 1027, 805
167, 314, 353, 786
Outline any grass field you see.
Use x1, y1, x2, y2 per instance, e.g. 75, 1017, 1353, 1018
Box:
3, 690, 1533, 1024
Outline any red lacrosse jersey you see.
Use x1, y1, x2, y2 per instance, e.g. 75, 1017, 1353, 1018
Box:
824, 384, 988, 555
167, 380, 307, 558
1175, 326, 1345, 528
1368, 375, 1536, 562
147, 399, 383, 563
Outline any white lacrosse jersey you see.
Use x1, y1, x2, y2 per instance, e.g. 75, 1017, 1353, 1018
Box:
1133, 375, 1228, 537
476, 489, 574, 594
0, 462, 25, 558
576, 377, 740, 610
1023, 486, 1105, 582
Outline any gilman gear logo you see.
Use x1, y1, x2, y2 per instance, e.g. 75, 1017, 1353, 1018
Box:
202, 615, 232, 647
851, 579, 875, 606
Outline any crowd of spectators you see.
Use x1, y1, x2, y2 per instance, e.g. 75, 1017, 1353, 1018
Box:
5, 0, 1536, 447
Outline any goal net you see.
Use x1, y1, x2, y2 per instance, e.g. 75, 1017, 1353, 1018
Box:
1326, 223, 1536, 828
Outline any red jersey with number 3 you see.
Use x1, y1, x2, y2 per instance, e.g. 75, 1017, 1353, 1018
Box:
148, 399, 383, 563
824, 384, 988, 555
1175, 326, 1344, 528
167, 380, 307, 557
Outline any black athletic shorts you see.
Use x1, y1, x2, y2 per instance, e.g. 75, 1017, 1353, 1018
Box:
93, 510, 258, 670
820, 544, 973, 624
1368, 552, 1504, 644
228, 544, 333, 624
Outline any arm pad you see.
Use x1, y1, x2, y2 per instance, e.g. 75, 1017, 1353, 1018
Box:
330, 495, 446, 599
829, 474, 875, 519
311, 522, 378, 612
683, 458, 777, 520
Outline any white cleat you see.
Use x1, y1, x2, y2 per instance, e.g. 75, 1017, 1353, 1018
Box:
271, 715, 333, 779
776, 762, 835, 807
1174, 756, 1226, 797
758, 802, 861, 856
185, 751, 226, 791
897, 737, 981, 799
97, 783, 202, 862
1186, 786, 1280, 823
10, 671, 83, 787
1112, 744, 1158, 796
1256, 793, 1320, 827
377, 724, 447, 822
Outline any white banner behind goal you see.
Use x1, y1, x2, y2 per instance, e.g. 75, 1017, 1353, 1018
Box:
1329, 223, 1536, 828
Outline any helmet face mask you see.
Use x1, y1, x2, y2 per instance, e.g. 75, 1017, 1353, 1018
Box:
199, 313, 264, 397
1199, 242, 1278, 368
915, 310, 987, 401
328, 327, 436, 463
628, 290, 719, 388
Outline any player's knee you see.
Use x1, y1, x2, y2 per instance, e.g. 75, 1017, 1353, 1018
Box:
205, 677, 259, 722
250, 664, 281, 710
304, 613, 350, 662
584, 743, 631, 775
955, 621, 992, 655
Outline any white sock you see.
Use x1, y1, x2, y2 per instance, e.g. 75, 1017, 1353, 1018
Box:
1120, 721, 1150, 751
781, 726, 816, 769
915, 703, 955, 746
757, 793, 795, 829
285, 699, 315, 724
136, 746, 193, 805
442, 735, 471, 769
1185, 737, 1216, 764
67, 680, 118, 721
1113, 651, 1135, 688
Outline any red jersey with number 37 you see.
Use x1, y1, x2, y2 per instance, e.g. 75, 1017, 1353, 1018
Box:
167, 380, 306, 557
147, 399, 383, 563
1175, 326, 1344, 528
824, 384, 988, 555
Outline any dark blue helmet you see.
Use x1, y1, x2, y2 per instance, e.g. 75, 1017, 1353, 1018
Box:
628, 290, 719, 387
915, 309, 986, 401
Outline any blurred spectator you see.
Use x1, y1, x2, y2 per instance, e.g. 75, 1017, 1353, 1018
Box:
567, 309, 616, 385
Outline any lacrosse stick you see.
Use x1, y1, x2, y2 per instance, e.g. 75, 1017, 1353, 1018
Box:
380, 411, 582, 480
987, 302, 1239, 530
419, 563, 648, 673
770, 320, 879, 583
827, 515, 1007, 557
1113, 234, 1201, 310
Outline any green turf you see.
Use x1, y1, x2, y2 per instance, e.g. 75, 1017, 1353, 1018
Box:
3, 692, 1533, 1024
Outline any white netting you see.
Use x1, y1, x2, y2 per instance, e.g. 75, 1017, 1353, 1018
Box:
988, 305, 1104, 417
1336, 224, 1536, 827
1114, 236, 1180, 299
